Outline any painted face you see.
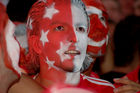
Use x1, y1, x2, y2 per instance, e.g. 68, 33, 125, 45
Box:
37, 1, 88, 72
82, 0, 108, 57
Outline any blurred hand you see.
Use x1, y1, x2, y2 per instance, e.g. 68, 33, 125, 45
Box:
114, 77, 140, 93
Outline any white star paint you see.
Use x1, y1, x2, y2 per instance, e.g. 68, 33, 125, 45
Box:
27, 18, 33, 30
40, 30, 49, 46
45, 57, 59, 70
56, 42, 71, 62
43, 3, 59, 19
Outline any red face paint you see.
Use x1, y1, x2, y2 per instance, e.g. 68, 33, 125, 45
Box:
82, 0, 109, 56
39, 0, 76, 72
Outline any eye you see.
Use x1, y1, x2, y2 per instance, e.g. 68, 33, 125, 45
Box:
76, 27, 85, 32
100, 16, 105, 22
55, 26, 64, 31
100, 16, 107, 27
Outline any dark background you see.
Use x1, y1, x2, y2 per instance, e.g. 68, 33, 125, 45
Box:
7, 0, 37, 22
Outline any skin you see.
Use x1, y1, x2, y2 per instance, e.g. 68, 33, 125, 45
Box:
114, 77, 140, 93
8, 74, 44, 93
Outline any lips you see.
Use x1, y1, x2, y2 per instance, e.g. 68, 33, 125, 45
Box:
64, 50, 80, 55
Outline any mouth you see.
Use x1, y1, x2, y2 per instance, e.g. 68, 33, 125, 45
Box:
64, 50, 80, 55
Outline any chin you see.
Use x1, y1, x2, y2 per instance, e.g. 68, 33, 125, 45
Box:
73, 67, 81, 72
61, 67, 74, 72
62, 67, 80, 73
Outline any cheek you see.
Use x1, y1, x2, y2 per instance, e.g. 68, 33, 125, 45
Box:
77, 33, 88, 49
87, 45, 101, 55
88, 23, 108, 42
87, 37, 107, 55
89, 15, 108, 42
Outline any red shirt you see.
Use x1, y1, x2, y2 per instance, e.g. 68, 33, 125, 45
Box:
114, 66, 140, 93
78, 73, 115, 93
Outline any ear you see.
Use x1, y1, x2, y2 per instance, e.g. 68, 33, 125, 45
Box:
28, 35, 42, 54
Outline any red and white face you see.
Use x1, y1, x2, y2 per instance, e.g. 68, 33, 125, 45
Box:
37, 1, 88, 72
85, 4, 108, 57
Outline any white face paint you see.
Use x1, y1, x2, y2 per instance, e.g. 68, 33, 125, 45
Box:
71, 5, 88, 72
86, 6, 106, 28
88, 37, 106, 47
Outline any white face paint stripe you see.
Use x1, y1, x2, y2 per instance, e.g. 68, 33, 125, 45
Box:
88, 37, 106, 47
56, 42, 71, 62
43, 3, 59, 19
86, 6, 102, 16
86, 6, 107, 27
5, 20, 21, 75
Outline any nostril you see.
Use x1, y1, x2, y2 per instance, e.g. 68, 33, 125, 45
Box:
70, 39, 76, 42
69, 37, 77, 43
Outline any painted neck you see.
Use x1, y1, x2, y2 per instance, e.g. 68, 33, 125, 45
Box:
36, 59, 81, 88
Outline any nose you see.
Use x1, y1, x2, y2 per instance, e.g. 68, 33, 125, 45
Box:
68, 29, 77, 43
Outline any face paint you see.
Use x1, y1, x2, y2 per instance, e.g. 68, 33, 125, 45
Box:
71, 5, 88, 72
80, 0, 108, 72
82, 0, 109, 57
35, 0, 88, 72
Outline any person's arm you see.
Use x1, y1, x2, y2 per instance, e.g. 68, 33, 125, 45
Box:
8, 74, 45, 93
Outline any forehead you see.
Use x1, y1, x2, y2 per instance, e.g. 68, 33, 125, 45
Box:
42, 0, 88, 28
71, 5, 88, 27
